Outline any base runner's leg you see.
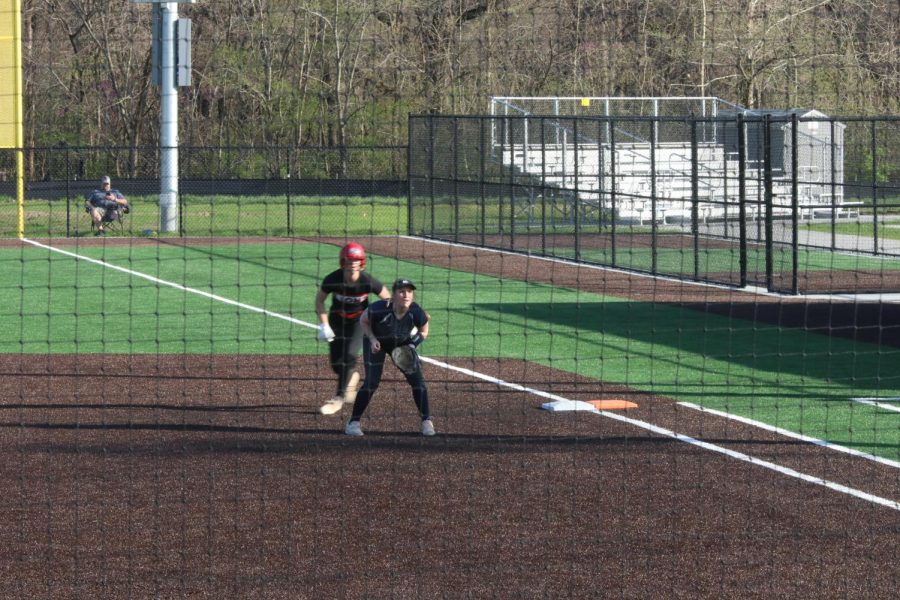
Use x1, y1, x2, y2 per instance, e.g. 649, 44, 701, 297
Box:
320, 327, 349, 415
344, 371, 361, 403
338, 318, 364, 399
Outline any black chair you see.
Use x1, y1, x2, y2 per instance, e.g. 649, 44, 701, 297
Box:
87, 202, 130, 236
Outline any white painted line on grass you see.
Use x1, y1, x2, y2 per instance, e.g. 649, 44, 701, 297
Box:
21, 238, 318, 329
422, 357, 900, 511
852, 396, 900, 402
678, 402, 900, 469
26, 237, 900, 512
851, 398, 900, 413
400, 235, 900, 302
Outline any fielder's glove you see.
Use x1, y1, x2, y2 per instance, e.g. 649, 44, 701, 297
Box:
390, 345, 419, 375
317, 323, 336, 342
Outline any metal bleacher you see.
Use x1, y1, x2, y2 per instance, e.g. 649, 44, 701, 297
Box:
491, 97, 856, 226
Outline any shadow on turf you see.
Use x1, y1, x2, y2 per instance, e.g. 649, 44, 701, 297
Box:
0, 401, 302, 412
6, 419, 892, 457
476, 301, 900, 387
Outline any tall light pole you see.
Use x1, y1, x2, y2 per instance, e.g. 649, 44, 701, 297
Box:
134, 1, 193, 233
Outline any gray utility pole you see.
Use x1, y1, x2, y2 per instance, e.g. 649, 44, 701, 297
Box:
135, 1, 193, 233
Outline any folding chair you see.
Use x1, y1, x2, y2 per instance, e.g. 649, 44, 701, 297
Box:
88, 203, 130, 236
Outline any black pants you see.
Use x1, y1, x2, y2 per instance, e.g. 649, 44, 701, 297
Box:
327, 314, 363, 396
350, 339, 430, 422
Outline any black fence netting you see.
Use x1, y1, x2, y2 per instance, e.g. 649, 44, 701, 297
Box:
409, 114, 900, 295
1, 145, 407, 239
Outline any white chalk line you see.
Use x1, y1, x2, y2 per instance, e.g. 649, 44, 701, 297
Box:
850, 398, 900, 413
678, 402, 900, 469
21, 238, 318, 329
23, 237, 900, 512
399, 235, 900, 303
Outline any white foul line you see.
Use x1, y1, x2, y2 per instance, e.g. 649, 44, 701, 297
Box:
21, 238, 317, 329
24, 237, 900, 512
678, 402, 900, 469
851, 398, 900, 413
421, 357, 900, 511
400, 235, 900, 303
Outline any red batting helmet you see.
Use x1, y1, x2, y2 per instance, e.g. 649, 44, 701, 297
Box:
339, 242, 366, 268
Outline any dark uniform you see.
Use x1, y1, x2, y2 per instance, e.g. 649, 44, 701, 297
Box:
319, 269, 385, 397
349, 298, 431, 423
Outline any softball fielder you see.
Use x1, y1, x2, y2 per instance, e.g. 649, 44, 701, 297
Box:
344, 278, 434, 437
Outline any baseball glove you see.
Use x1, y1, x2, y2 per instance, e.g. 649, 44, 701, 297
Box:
390, 345, 419, 375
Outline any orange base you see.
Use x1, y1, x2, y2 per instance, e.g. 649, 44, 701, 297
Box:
587, 399, 639, 410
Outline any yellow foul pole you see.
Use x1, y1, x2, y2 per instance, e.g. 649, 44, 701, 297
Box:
1, 0, 24, 237
14, 0, 23, 238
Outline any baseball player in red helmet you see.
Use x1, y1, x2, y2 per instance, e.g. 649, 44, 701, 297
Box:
314, 242, 390, 415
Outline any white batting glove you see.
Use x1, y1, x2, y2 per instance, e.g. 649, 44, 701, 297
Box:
317, 323, 335, 342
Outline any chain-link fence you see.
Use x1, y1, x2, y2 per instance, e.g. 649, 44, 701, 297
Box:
409, 113, 900, 295
0, 145, 407, 238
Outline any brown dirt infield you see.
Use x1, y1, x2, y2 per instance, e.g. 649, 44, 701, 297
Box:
2, 236, 898, 598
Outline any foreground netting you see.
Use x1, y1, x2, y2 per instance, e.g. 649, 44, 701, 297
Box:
2, 210, 899, 596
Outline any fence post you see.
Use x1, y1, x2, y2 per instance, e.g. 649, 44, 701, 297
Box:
871, 120, 879, 255
829, 120, 837, 250
737, 113, 747, 287
597, 120, 605, 233
609, 119, 617, 267
500, 117, 507, 239
479, 117, 486, 247
176, 145, 184, 236
691, 118, 699, 280
507, 117, 514, 248
407, 120, 415, 236
64, 145, 72, 237
790, 112, 799, 295
650, 119, 657, 275
286, 146, 292, 236
540, 117, 547, 256
763, 115, 774, 291
573, 117, 580, 261
429, 117, 436, 235
178, 190, 185, 236
453, 117, 460, 244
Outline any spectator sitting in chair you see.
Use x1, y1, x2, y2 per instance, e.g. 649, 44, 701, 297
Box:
85, 175, 129, 235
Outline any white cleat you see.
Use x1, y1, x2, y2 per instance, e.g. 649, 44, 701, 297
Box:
421, 419, 436, 437
344, 420, 364, 436
319, 396, 344, 415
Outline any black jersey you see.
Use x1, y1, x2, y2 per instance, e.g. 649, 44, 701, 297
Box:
320, 270, 384, 318
366, 300, 429, 348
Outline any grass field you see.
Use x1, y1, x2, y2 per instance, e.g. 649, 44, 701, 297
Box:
543, 243, 900, 275
804, 219, 900, 241
1, 194, 408, 237
6, 194, 900, 277
3, 239, 898, 460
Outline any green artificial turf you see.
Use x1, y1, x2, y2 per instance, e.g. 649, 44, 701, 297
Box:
555, 244, 900, 276
2, 240, 897, 458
